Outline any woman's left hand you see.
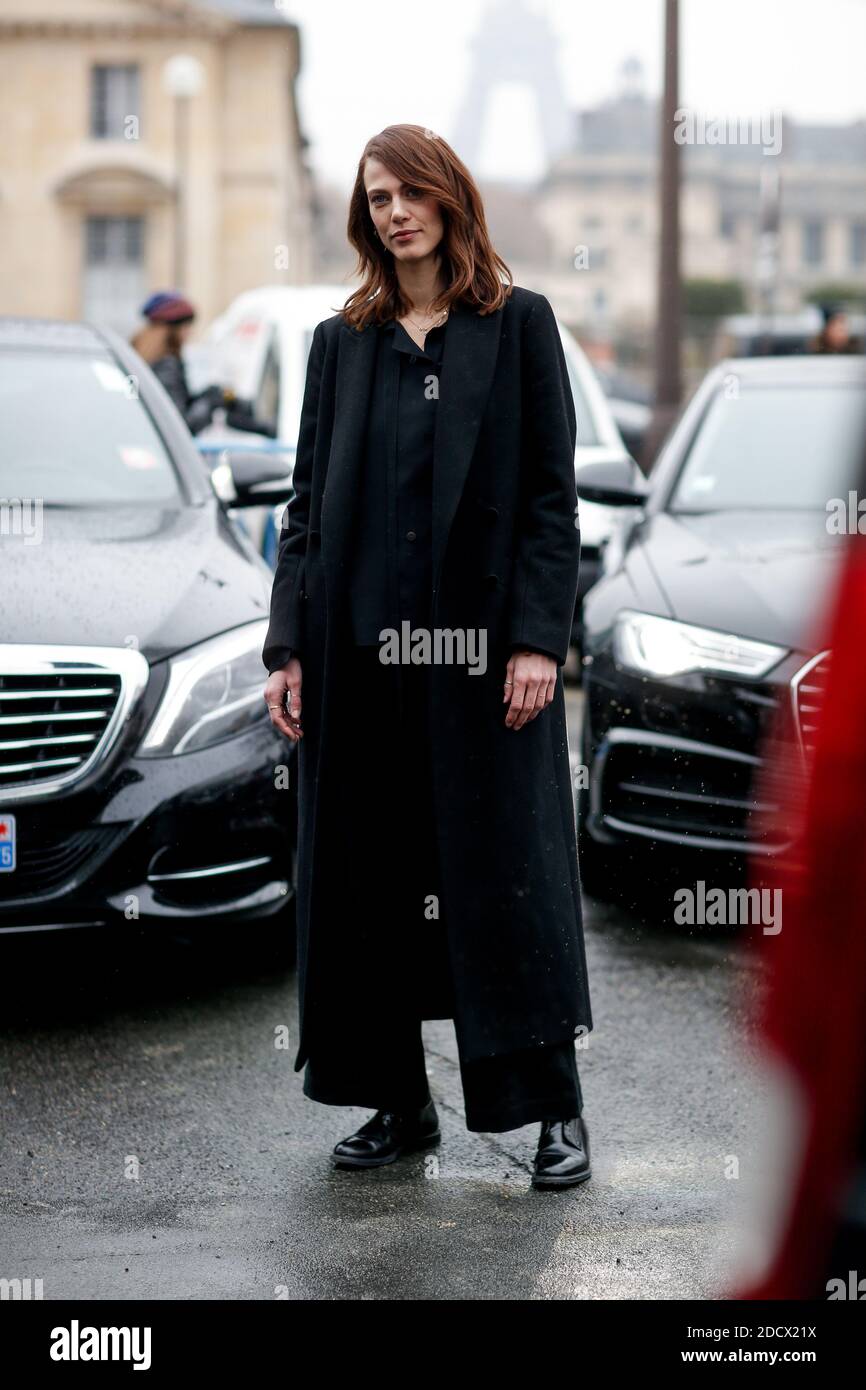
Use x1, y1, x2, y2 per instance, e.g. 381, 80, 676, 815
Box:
503, 649, 557, 730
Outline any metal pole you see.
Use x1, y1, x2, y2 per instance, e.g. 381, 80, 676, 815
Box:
644, 0, 682, 468
173, 94, 188, 286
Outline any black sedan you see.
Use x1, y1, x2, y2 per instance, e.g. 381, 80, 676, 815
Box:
575, 354, 866, 892
0, 317, 297, 958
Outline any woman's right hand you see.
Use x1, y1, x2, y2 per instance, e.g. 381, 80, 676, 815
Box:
264, 657, 303, 742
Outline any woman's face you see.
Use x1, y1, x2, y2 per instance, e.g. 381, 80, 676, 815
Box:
363, 157, 444, 262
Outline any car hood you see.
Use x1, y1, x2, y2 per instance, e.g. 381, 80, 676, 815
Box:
1, 502, 272, 664
638, 509, 842, 652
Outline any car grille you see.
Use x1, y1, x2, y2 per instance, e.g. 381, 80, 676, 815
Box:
595, 730, 787, 852
792, 651, 830, 760
0, 825, 127, 903
0, 646, 149, 799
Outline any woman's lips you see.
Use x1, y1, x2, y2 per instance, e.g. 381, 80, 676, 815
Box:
392, 230, 418, 240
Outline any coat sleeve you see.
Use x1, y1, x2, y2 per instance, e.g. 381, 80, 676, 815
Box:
267, 647, 294, 674
505, 293, 580, 666
261, 320, 325, 673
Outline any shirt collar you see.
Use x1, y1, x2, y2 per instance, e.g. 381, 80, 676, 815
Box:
387, 316, 447, 364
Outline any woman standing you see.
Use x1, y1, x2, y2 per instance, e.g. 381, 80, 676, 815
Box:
262, 125, 593, 1188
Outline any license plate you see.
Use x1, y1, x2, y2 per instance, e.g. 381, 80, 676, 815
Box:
0, 813, 16, 872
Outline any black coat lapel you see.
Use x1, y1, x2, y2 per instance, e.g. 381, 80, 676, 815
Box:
430, 299, 502, 594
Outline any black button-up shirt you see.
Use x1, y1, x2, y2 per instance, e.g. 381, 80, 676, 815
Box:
346, 316, 445, 644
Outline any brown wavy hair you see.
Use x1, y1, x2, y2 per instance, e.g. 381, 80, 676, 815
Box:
339, 124, 513, 330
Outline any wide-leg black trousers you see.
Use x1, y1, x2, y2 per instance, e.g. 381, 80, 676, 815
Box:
301, 644, 584, 1133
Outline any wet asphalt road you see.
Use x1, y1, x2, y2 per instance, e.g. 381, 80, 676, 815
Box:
0, 683, 768, 1300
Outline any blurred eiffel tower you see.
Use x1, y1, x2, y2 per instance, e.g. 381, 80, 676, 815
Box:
452, 0, 572, 181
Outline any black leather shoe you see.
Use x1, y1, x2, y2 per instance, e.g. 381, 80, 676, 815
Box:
531, 1115, 591, 1188
332, 1098, 441, 1168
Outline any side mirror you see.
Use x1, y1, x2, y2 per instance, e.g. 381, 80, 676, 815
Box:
199, 443, 295, 507
576, 458, 649, 507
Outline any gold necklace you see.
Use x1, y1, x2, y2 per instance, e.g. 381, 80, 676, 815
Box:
404, 307, 448, 335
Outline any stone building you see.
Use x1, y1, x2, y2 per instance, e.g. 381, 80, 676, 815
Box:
536, 62, 866, 336
0, 0, 314, 334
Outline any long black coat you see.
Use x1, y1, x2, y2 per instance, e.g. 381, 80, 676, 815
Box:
263, 284, 593, 1072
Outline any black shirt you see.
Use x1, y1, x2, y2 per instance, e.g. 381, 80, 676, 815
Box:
346, 315, 445, 644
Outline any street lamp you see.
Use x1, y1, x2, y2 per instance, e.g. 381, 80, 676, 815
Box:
162, 55, 205, 289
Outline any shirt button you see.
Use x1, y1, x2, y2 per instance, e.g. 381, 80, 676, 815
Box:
406, 530, 416, 541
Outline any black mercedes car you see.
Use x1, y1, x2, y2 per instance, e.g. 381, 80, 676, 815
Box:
575, 354, 866, 891
0, 318, 297, 957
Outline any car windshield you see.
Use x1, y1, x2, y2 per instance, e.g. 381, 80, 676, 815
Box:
0, 349, 181, 504
671, 381, 866, 512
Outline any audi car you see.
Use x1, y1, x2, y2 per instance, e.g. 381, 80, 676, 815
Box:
0, 317, 297, 957
575, 354, 866, 892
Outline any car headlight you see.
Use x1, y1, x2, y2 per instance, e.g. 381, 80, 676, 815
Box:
613, 610, 787, 679
138, 621, 270, 756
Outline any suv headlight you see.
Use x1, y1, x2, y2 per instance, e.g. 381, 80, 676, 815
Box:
613, 610, 787, 679
138, 620, 269, 756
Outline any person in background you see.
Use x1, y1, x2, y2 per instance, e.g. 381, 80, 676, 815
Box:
131, 291, 276, 437
810, 302, 863, 355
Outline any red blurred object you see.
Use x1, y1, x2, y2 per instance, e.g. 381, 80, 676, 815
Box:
734, 534, 866, 1299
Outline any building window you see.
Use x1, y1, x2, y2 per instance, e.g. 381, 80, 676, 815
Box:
802, 219, 824, 266
719, 211, 736, 240
91, 64, 140, 139
850, 223, 866, 267
83, 215, 146, 335
86, 215, 143, 266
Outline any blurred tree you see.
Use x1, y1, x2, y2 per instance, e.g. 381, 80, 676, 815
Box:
806, 283, 866, 310
683, 278, 746, 319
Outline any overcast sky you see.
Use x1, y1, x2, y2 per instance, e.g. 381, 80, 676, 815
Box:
282, 0, 866, 186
